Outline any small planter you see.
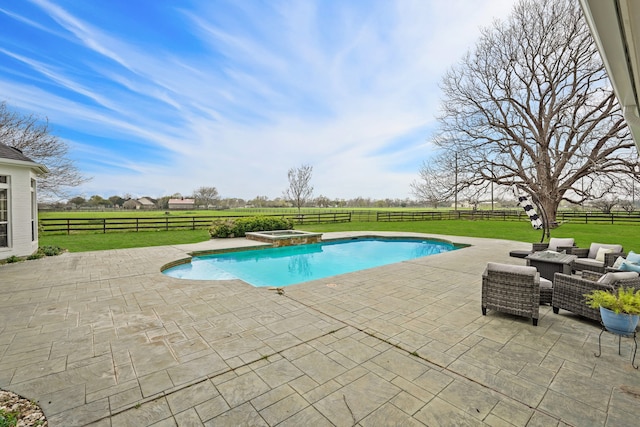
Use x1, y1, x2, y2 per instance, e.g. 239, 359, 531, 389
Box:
600, 307, 640, 336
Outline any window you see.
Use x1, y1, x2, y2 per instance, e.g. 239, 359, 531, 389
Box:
0, 175, 8, 247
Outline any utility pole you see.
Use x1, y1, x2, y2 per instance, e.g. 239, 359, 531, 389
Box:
491, 163, 494, 211
454, 152, 458, 211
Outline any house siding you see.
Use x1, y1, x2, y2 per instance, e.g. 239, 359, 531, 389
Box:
0, 164, 39, 259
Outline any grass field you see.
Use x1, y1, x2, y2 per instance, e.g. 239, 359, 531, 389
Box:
38, 217, 639, 254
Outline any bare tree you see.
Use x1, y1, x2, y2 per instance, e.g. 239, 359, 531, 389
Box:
410, 161, 452, 208
0, 101, 89, 199
618, 199, 635, 214
192, 186, 219, 208
283, 164, 314, 214
314, 194, 331, 208
418, 0, 639, 227
592, 196, 618, 214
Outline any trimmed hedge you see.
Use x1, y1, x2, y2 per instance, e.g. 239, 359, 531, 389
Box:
209, 216, 294, 238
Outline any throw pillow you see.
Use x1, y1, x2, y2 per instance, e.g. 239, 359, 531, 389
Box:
626, 250, 640, 264
612, 256, 625, 269
620, 261, 640, 273
595, 247, 613, 262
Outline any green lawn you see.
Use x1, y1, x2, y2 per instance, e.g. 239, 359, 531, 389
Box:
39, 219, 639, 254
39, 229, 210, 252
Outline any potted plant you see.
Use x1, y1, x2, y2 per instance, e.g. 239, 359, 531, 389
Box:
585, 287, 640, 335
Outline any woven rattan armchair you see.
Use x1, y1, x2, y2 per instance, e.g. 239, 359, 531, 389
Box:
482, 262, 541, 326
552, 271, 640, 321
532, 237, 576, 253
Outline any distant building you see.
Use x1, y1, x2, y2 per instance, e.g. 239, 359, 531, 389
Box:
137, 197, 156, 209
122, 197, 157, 210
0, 143, 48, 260
122, 198, 140, 209
168, 197, 195, 209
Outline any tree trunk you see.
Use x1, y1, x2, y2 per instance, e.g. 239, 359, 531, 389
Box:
539, 197, 559, 229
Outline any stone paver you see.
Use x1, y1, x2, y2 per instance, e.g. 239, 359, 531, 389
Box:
1, 231, 640, 426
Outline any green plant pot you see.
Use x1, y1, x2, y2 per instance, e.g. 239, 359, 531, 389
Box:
600, 307, 640, 336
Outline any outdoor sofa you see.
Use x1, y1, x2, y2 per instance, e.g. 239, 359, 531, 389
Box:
569, 242, 625, 274
531, 237, 575, 253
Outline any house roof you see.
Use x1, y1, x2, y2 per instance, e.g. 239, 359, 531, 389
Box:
168, 198, 195, 204
137, 197, 156, 205
580, 0, 640, 148
0, 142, 49, 173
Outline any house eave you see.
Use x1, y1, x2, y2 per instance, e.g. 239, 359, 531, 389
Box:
0, 157, 49, 174
580, 0, 640, 149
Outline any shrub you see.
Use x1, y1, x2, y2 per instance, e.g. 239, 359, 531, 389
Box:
5, 255, 21, 263
208, 219, 236, 238
209, 216, 294, 238
39, 245, 63, 256
0, 408, 19, 427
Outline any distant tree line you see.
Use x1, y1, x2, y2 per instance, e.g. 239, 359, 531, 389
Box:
42, 194, 431, 211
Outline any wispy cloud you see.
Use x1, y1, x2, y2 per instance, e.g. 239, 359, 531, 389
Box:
0, 0, 515, 199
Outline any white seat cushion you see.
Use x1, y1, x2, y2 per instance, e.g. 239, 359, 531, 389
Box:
486, 262, 537, 276
597, 271, 639, 285
574, 258, 604, 268
540, 277, 553, 289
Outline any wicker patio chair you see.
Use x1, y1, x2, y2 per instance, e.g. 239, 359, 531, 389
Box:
568, 243, 625, 274
532, 237, 576, 253
552, 271, 640, 322
482, 262, 541, 326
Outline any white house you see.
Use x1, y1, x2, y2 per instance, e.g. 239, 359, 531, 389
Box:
0, 143, 48, 260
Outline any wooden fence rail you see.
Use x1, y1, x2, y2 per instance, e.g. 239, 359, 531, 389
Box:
40, 210, 640, 234
556, 211, 640, 224
40, 212, 352, 234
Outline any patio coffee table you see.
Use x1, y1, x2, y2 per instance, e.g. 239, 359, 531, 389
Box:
525, 252, 578, 281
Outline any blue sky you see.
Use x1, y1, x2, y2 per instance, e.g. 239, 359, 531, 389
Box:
0, 0, 515, 201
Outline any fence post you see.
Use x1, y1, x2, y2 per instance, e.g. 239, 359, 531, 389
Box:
67, 219, 70, 235
166, 217, 169, 231
103, 218, 106, 234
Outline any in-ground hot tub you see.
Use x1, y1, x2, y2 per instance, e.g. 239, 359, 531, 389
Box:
245, 230, 322, 247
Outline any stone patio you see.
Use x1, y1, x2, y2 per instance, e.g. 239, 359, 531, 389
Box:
1, 232, 639, 426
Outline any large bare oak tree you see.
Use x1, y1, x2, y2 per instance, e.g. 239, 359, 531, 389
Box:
0, 102, 89, 199
413, 0, 639, 226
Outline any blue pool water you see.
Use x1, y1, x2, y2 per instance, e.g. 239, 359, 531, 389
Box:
163, 238, 458, 287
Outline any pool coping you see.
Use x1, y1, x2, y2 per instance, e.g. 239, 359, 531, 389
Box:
160, 233, 470, 277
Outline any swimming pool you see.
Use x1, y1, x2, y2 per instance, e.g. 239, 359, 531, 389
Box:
163, 237, 459, 287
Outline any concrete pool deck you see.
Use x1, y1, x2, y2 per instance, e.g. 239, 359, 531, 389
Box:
1, 231, 639, 426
